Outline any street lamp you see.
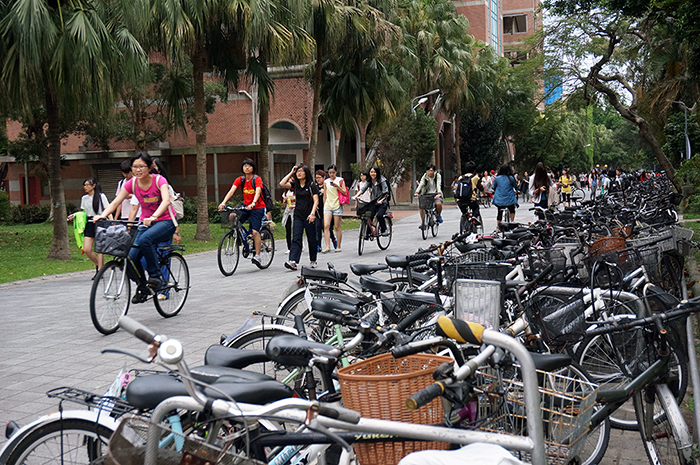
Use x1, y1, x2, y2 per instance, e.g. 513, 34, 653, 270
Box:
410, 89, 441, 201
673, 100, 692, 161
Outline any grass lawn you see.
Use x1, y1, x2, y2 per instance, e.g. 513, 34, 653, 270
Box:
0, 219, 360, 284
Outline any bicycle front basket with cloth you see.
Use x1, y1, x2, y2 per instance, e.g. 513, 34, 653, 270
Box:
94, 220, 137, 258
524, 289, 587, 349
337, 353, 453, 465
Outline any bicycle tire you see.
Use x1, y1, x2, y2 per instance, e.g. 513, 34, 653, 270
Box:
90, 260, 130, 335
575, 325, 688, 431
217, 230, 240, 276
421, 210, 428, 240
358, 220, 366, 256
377, 217, 392, 250
634, 384, 694, 465
659, 252, 684, 299
6, 419, 113, 465
431, 211, 438, 237
255, 226, 275, 269
154, 253, 189, 318
571, 188, 586, 205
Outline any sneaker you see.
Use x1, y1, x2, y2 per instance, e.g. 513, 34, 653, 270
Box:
310, 261, 318, 268
157, 293, 168, 301
334, 247, 342, 253
284, 260, 297, 271
332, 239, 338, 249
437, 215, 443, 223
321, 248, 331, 254
131, 286, 149, 304
418, 224, 424, 230
251, 255, 262, 267
285, 250, 290, 255
317, 246, 322, 252
147, 277, 163, 289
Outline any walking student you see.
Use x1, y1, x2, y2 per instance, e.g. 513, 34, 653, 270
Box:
314, 170, 336, 252
492, 164, 519, 224
280, 165, 320, 270
322, 164, 347, 253
529, 162, 553, 220
68, 178, 110, 277
282, 189, 295, 254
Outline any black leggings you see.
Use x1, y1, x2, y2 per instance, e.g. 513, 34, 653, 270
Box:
495, 204, 516, 222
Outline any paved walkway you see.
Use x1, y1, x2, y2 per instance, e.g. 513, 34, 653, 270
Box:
0, 202, 648, 463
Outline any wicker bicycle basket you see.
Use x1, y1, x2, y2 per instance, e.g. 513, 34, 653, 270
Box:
107, 415, 263, 465
337, 353, 454, 465
589, 236, 626, 257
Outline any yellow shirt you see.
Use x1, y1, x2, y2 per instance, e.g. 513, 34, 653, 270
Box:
559, 175, 572, 193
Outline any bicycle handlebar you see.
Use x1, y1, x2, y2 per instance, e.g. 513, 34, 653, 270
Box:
119, 316, 158, 345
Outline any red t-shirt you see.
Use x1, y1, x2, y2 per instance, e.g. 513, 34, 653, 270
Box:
233, 175, 266, 209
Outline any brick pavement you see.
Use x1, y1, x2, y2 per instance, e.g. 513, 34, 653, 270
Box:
0, 202, 661, 462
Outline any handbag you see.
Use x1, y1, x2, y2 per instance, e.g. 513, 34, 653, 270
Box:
337, 182, 350, 205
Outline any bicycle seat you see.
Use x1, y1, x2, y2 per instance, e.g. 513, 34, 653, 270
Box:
504, 280, 528, 290
311, 298, 360, 315
360, 275, 397, 294
157, 244, 185, 254
350, 263, 389, 276
204, 345, 269, 369
301, 267, 348, 283
189, 365, 274, 384
394, 291, 439, 307
530, 353, 572, 373
498, 222, 521, 232
125, 375, 293, 410
491, 239, 518, 248
455, 242, 486, 253
265, 335, 341, 367
385, 255, 411, 268
504, 232, 533, 242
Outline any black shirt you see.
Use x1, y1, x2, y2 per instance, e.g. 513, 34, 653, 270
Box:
291, 179, 319, 219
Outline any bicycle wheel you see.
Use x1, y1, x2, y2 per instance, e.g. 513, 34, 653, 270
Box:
634, 384, 694, 465
6, 419, 113, 465
431, 211, 439, 237
154, 253, 189, 318
421, 210, 428, 240
90, 260, 130, 335
571, 188, 586, 205
659, 253, 684, 299
576, 327, 688, 430
358, 220, 366, 256
255, 226, 275, 269
377, 217, 392, 250
217, 230, 240, 276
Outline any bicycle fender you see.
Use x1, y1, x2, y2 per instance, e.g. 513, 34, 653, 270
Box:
0, 410, 120, 465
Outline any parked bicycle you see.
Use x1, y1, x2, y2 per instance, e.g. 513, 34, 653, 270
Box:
217, 205, 275, 276
89, 219, 189, 335
357, 207, 393, 256
458, 204, 484, 235
417, 194, 439, 240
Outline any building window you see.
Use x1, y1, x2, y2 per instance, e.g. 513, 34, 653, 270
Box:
503, 15, 527, 34
489, 0, 500, 50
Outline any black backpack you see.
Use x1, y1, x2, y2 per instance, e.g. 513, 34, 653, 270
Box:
454, 174, 474, 200
240, 175, 275, 211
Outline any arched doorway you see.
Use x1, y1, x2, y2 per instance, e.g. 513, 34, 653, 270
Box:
269, 120, 306, 199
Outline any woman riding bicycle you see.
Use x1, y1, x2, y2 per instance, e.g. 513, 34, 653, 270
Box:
414, 163, 443, 227
353, 166, 390, 235
93, 152, 177, 302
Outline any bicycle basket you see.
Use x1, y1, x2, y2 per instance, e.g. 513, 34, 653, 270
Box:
525, 290, 587, 348
94, 221, 137, 258
588, 236, 626, 257
418, 194, 435, 210
107, 415, 264, 465
453, 279, 502, 330
473, 367, 597, 465
530, 248, 567, 274
337, 353, 453, 465
220, 210, 235, 228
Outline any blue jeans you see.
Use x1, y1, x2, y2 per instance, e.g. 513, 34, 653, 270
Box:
290, 216, 318, 263
129, 220, 176, 281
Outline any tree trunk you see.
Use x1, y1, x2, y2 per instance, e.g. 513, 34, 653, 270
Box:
45, 90, 71, 260
454, 114, 462, 175
258, 53, 270, 186
307, 40, 324, 172
192, 45, 212, 241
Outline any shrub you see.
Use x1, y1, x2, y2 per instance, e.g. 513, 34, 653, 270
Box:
685, 193, 700, 214
11, 204, 52, 224
0, 191, 11, 223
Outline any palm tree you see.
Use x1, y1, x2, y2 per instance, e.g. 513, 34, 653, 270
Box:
150, 0, 249, 241
1, 0, 147, 260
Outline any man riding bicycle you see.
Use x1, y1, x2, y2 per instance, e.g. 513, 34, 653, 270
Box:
453, 161, 483, 224
414, 163, 443, 228
218, 158, 266, 267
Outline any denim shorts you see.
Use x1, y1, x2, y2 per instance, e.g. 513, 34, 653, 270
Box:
324, 206, 343, 216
